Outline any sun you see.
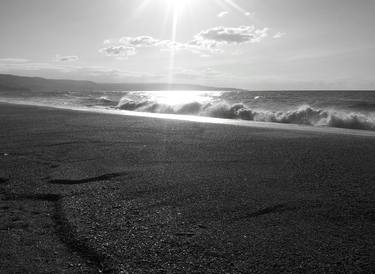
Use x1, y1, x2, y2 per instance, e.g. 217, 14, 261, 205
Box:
164, 0, 192, 11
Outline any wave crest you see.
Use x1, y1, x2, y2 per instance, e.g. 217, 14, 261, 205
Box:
116, 96, 375, 131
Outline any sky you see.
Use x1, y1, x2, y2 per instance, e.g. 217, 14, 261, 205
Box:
0, 0, 374, 90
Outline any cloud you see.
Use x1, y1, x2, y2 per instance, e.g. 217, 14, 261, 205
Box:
56, 55, 79, 62
101, 25, 268, 58
118, 36, 190, 53
191, 26, 268, 47
99, 45, 136, 58
105, 36, 204, 56
119, 36, 159, 47
217, 11, 229, 18
273, 32, 286, 39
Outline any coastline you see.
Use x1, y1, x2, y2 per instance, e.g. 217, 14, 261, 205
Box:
1, 99, 375, 138
1, 103, 375, 272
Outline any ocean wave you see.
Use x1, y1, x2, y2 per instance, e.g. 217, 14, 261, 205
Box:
116, 96, 375, 131
95, 96, 117, 106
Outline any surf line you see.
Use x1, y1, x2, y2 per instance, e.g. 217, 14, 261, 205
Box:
1, 99, 375, 138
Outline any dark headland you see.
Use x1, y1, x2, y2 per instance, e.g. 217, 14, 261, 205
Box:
0, 74, 245, 93
1, 102, 375, 273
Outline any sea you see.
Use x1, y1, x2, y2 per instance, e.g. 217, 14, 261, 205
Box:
1, 89, 375, 132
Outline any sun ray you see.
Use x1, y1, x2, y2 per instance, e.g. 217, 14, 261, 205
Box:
167, 5, 179, 84
131, 0, 263, 85
163, 0, 195, 84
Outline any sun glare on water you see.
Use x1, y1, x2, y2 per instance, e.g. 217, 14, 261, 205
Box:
148, 90, 217, 106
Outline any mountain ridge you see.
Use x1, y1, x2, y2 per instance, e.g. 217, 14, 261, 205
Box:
0, 74, 245, 92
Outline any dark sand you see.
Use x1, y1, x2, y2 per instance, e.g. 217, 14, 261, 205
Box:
1, 103, 375, 273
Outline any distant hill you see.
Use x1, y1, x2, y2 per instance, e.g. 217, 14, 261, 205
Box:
0, 74, 243, 93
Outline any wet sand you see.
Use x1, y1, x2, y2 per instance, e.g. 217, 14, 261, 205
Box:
1, 103, 375, 273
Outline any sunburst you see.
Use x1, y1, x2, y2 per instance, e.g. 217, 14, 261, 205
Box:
132, 0, 255, 84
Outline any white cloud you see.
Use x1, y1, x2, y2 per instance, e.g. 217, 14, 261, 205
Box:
99, 45, 136, 58
104, 37, 203, 56
273, 32, 286, 39
56, 55, 79, 62
118, 36, 193, 53
217, 11, 229, 18
119, 36, 159, 47
101, 26, 268, 58
191, 26, 268, 47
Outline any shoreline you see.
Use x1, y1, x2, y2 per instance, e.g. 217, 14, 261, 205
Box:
1, 99, 375, 137
1, 102, 375, 272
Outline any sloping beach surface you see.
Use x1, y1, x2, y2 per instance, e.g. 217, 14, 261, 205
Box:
1, 103, 375, 273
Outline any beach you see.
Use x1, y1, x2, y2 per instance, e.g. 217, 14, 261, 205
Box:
1, 102, 375, 273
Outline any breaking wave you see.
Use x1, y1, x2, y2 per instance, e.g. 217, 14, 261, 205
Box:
116, 97, 375, 131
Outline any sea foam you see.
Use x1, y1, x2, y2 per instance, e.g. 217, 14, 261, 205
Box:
116, 96, 375, 131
